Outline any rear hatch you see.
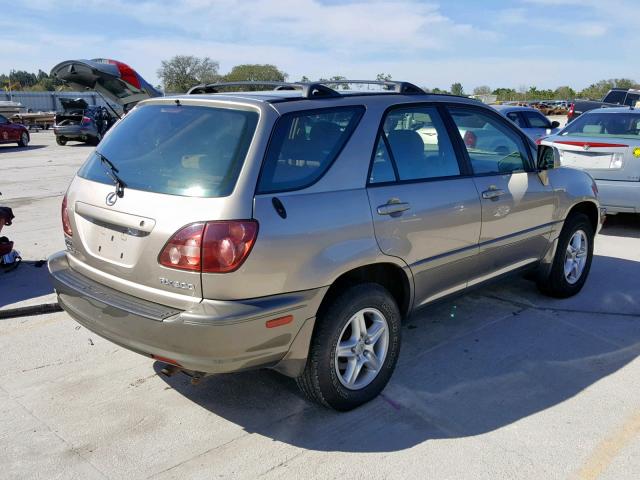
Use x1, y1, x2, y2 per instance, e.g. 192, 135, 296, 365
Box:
50, 58, 162, 110
64, 100, 260, 309
549, 110, 640, 182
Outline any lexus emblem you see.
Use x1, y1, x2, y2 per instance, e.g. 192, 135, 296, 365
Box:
583, 144, 591, 151
105, 191, 117, 206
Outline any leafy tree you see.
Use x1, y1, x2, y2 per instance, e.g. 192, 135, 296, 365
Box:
473, 85, 492, 96
376, 73, 393, 81
450, 82, 464, 96
554, 86, 575, 100
299, 75, 310, 83
157, 55, 220, 93
429, 87, 449, 94
223, 64, 287, 83
579, 78, 639, 100
493, 87, 517, 101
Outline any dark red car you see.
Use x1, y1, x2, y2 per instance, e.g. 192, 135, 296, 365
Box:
0, 114, 30, 147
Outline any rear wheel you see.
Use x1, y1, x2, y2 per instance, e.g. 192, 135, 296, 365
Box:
297, 283, 401, 411
90, 132, 102, 146
56, 136, 67, 146
537, 213, 594, 298
17, 132, 29, 147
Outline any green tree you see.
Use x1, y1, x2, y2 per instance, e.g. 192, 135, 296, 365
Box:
579, 79, 639, 100
473, 85, 492, 96
450, 82, 464, 96
299, 75, 310, 83
223, 64, 287, 83
157, 55, 220, 93
492, 87, 517, 101
376, 73, 393, 81
554, 86, 576, 100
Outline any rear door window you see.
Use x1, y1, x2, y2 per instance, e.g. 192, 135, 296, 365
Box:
506, 112, 524, 127
448, 107, 529, 174
257, 106, 364, 193
370, 105, 460, 183
78, 104, 259, 197
522, 111, 550, 128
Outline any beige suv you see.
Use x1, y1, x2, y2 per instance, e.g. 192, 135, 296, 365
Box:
49, 80, 601, 410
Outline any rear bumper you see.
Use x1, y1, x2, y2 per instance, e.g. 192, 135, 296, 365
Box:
48, 251, 324, 376
54, 125, 96, 139
596, 179, 640, 214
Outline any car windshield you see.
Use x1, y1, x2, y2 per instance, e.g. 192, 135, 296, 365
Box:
78, 104, 259, 197
561, 112, 640, 139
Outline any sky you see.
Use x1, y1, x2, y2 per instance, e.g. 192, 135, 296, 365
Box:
1, 0, 637, 91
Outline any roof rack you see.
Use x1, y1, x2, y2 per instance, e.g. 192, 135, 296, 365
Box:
187, 79, 425, 98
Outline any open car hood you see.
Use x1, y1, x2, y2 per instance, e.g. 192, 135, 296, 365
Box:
51, 58, 162, 108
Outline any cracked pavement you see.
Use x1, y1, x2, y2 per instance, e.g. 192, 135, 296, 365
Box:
1, 132, 639, 479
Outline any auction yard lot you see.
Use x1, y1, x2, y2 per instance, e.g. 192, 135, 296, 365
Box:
1, 131, 639, 479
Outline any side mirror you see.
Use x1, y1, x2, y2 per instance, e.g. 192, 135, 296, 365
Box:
550, 120, 560, 129
537, 145, 556, 170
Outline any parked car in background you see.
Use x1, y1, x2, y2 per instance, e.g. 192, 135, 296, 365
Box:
493, 105, 561, 141
49, 80, 601, 411
0, 114, 29, 147
542, 107, 640, 214
53, 99, 114, 146
568, 88, 640, 123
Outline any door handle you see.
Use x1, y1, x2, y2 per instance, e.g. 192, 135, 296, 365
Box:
377, 201, 411, 216
481, 188, 506, 200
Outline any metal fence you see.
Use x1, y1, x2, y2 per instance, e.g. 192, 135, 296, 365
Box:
0, 91, 120, 113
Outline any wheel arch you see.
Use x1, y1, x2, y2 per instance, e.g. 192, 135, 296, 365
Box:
566, 200, 599, 232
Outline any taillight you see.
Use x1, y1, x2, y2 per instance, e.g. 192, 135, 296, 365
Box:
61, 194, 73, 236
535, 136, 546, 146
567, 103, 575, 120
463, 130, 477, 148
81, 116, 92, 125
159, 220, 258, 273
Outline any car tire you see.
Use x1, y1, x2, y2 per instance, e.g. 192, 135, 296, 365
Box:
537, 213, 594, 298
56, 136, 67, 146
17, 132, 29, 147
90, 133, 102, 146
296, 283, 401, 411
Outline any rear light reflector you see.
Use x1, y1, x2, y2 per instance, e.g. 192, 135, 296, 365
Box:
535, 137, 546, 146
151, 354, 182, 367
568, 103, 575, 120
463, 130, 477, 148
266, 315, 294, 329
81, 116, 92, 125
159, 220, 258, 273
61, 194, 73, 236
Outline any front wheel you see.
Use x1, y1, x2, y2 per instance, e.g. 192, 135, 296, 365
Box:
297, 283, 401, 411
537, 213, 594, 298
17, 132, 29, 147
56, 136, 67, 146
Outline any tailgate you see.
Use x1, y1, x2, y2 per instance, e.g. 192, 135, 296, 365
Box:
554, 140, 636, 181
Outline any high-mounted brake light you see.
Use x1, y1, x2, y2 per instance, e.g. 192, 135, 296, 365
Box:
61, 194, 73, 236
159, 220, 258, 273
463, 130, 477, 149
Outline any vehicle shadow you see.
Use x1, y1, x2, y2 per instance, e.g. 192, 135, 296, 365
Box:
0, 145, 47, 153
600, 213, 640, 239
154, 254, 640, 453
0, 260, 53, 309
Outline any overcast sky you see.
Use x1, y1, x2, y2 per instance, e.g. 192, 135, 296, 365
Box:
2, 0, 637, 91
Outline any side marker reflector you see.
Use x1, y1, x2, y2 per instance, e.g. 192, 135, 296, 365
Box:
266, 315, 293, 329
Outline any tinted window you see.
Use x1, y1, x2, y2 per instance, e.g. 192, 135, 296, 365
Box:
605, 90, 626, 104
0, 115, 8, 124
369, 137, 396, 183
370, 106, 460, 183
506, 112, 524, 127
449, 107, 528, 174
258, 106, 364, 193
560, 112, 640, 139
78, 104, 259, 197
624, 93, 640, 107
523, 111, 550, 128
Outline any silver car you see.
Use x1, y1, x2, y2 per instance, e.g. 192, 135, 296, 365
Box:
48, 80, 601, 410
493, 105, 561, 141
542, 107, 640, 214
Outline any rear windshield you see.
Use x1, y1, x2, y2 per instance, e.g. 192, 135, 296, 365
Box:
560, 112, 640, 140
78, 104, 259, 197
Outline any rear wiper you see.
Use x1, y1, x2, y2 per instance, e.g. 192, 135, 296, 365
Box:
96, 152, 126, 198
